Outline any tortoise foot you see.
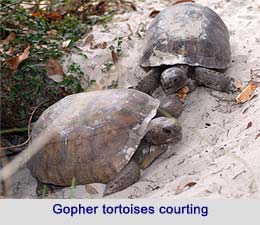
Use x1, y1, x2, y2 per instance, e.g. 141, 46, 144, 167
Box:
135, 68, 161, 95
103, 160, 140, 197
158, 94, 184, 118
194, 67, 239, 93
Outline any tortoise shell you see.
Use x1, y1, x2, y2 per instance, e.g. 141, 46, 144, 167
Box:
27, 89, 159, 186
141, 3, 231, 70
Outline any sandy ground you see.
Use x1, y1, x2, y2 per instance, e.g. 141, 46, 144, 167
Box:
3, 0, 260, 198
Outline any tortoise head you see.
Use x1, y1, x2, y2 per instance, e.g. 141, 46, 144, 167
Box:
160, 66, 188, 94
144, 117, 182, 146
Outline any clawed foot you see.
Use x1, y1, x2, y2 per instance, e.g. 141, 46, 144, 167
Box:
209, 89, 238, 102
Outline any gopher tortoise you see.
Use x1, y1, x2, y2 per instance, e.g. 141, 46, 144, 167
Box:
27, 89, 182, 196
136, 2, 238, 96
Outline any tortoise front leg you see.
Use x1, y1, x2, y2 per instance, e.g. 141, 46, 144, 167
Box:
103, 160, 140, 196
157, 94, 184, 118
132, 140, 167, 170
135, 68, 161, 95
194, 67, 239, 93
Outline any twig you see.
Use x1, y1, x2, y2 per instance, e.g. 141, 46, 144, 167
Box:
0, 0, 23, 10
0, 127, 28, 135
0, 101, 46, 152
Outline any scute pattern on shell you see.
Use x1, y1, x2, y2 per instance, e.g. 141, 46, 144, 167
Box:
141, 3, 230, 69
27, 89, 160, 186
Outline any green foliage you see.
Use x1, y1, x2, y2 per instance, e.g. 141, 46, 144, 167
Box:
69, 177, 76, 199
101, 60, 114, 73
58, 62, 84, 93
0, 0, 135, 129
0, 1, 91, 128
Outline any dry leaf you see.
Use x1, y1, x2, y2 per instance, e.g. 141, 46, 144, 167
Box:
149, 10, 160, 18
111, 49, 119, 63
173, 0, 195, 5
183, 182, 197, 189
31, 11, 43, 17
175, 181, 197, 194
0, 32, 16, 45
236, 82, 258, 104
129, 2, 137, 11
6, 46, 31, 70
45, 58, 63, 82
62, 40, 71, 48
85, 184, 99, 195
90, 41, 107, 49
250, 94, 258, 101
177, 86, 189, 99
246, 121, 253, 129
45, 12, 63, 20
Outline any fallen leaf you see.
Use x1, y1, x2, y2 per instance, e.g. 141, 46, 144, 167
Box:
183, 182, 197, 189
0, 32, 16, 45
177, 86, 189, 99
149, 10, 160, 18
129, 2, 137, 11
45, 12, 63, 20
255, 133, 260, 140
90, 41, 107, 49
45, 58, 63, 82
85, 184, 99, 195
250, 94, 258, 101
246, 122, 253, 129
62, 40, 71, 48
173, 0, 195, 5
175, 181, 197, 194
31, 11, 43, 17
236, 82, 258, 104
6, 46, 31, 70
111, 49, 119, 63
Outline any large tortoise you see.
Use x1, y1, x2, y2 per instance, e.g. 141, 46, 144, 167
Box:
27, 89, 182, 196
136, 2, 238, 95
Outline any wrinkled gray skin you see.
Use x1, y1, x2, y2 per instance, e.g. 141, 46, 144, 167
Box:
136, 3, 239, 96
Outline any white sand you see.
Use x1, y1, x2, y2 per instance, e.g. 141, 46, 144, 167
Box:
4, 0, 260, 199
